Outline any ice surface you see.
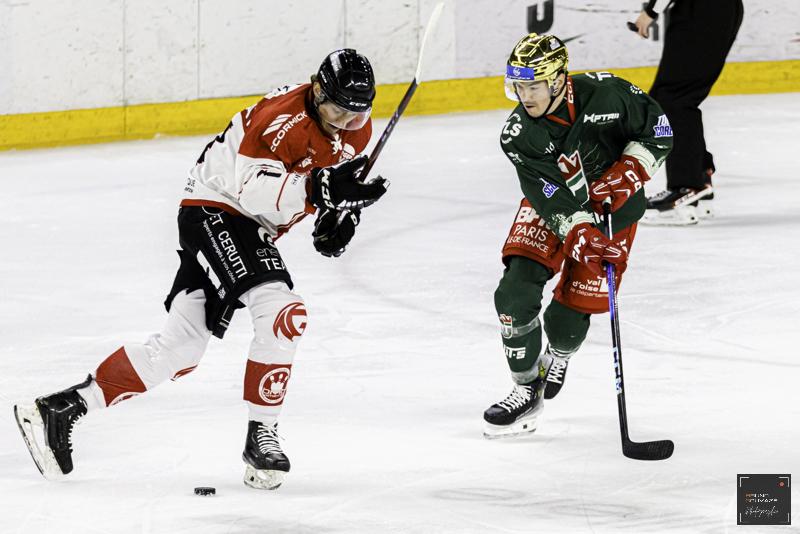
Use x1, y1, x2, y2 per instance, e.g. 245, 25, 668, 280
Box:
1, 93, 798, 533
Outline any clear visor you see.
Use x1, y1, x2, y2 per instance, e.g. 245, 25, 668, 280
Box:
318, 100, 371, 131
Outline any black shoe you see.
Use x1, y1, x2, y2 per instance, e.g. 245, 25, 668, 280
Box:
483, 377, 545, 439
14, 375, 91, 478
242, 421, 290, 490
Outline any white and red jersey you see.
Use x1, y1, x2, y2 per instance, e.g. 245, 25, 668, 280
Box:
183, 83, 372, 239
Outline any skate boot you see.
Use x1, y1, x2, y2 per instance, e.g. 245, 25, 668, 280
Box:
543, 345, 575, 400
14, 375, 91, 479
242, 420, 290, 490
642, 184, 713, 226
483, 376, 546, 439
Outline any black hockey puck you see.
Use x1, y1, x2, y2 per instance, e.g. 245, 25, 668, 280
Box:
194, 487, 216, 496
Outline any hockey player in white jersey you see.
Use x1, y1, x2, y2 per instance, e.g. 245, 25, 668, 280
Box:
13, 49, 388, 490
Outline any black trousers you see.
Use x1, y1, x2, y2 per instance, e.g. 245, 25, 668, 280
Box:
649, 0, 743, 189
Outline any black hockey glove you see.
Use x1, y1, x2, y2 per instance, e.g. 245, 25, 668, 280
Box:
309, 156, 389, 210
312, 208, 360, 258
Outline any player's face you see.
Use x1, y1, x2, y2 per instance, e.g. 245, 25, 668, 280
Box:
514, 80, 553, 118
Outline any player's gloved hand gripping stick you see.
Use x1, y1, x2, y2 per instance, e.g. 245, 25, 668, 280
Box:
313, 2, 445, 248
602, 199, 674, 461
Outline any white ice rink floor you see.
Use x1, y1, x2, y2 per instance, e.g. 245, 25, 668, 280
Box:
1, 93, 798, 533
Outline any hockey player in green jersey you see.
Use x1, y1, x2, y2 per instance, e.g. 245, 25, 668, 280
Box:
483, 33, 672, 438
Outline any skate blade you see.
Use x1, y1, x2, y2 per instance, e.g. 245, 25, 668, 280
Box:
483, 412, 541, 440
243, 464, 286, 490
13, 404, 64, 480
640, 205, 699, 226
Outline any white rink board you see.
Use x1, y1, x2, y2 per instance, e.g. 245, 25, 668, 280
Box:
0, 0, 798, 114
0, 92, 798, 533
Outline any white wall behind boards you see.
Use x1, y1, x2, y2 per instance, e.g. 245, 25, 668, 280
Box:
0, 0, 797, 115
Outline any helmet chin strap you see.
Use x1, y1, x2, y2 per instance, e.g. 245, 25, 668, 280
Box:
542, 77, 567, 116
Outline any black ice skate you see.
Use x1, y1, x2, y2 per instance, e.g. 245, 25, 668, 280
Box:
242, 420, 290, 490
483, 377, 545, 439
642, 184, 713, 226
543, 345, 574, 400
14, 375, 90, 479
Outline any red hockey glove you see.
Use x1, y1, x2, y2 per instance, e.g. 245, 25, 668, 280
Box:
563, 222, 628, 276
589, 156, 649, 214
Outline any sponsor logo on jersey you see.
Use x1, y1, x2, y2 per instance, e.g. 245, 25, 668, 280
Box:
273, 302, 307, 342
515, 205, 545, 225
583, 112, 620, 124
569, 275, 609, 296
300, 156, 313, 168
544, 142, 555, 155
257, 227, 271, 244
653, 114, 673, 137
540, 178, 558, 198
501, 113, 523, 144
266, 111, 308, 151
506, 151, 523, 165
585, 71, 614, 81
257, 366, 292, 405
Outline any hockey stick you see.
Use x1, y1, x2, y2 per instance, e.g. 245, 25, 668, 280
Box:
603, 201, 674, 461
358, 1, 444, 182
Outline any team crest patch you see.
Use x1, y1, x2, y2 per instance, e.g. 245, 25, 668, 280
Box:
653, 114, 673, 137
540, 178, 558, 198
258, 366, 291, 405
499, 314, 514, 338
273, 302, 307, 341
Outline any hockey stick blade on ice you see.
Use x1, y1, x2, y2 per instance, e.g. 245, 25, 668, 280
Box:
603, 200, 674, 461
358, 2, 444, 182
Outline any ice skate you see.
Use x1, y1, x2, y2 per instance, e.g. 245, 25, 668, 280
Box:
242, 420, 290, 490
14, 375, 90, 479
543, 345, 574, 400
483, 378, 545, 439
642, 184, 714, 226
641, 185, 713, 226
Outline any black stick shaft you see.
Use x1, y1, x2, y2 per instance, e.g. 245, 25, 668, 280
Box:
358, 79, 419, 182
603, 205, 631, 446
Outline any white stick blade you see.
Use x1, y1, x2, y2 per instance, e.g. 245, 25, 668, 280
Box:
415, 1, 445, 82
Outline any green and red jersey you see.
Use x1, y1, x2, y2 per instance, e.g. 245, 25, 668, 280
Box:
500, 71, 673, 239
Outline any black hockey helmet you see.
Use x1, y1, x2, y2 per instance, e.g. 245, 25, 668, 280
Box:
316, 49, 376, 112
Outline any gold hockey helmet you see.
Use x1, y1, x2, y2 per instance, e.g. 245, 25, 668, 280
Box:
505, 33, 569, 101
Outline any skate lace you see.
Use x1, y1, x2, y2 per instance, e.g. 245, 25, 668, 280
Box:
547, 358, 567, 382
497, 385, 532, 412
65, 413, 83, 452
255, 424, 283, 456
